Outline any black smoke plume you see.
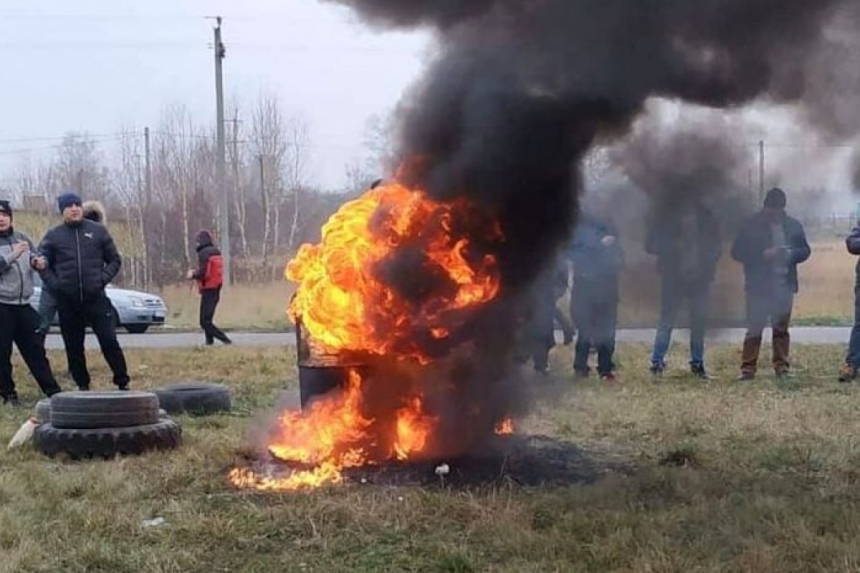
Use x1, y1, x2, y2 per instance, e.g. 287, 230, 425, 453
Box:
329, 0, 855, 288
301, 0, 860, 459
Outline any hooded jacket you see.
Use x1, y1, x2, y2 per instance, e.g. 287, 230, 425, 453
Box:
191, 230, 223, 290
82, 200, 106, 224
38, 218, 122, 303
0, 228, 38, 305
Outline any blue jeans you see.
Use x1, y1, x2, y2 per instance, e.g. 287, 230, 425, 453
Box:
651, 278, 710, 369
847, 287, 860, 368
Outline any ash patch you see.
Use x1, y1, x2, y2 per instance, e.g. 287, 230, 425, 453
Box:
238, 434, 628, 489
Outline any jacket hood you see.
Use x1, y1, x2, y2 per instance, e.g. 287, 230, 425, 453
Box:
195, 229, 214, 248
82, 200, 106, 224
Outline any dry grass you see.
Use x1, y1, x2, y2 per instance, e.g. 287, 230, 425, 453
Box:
155, 240, 857, 331
2, 342, 860, 571
158, 282, 296, 331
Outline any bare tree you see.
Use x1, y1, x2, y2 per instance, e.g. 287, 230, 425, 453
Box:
250, 93, 286, 268
282, 118, 310, 257
55, 133, 111, 201
222, 99, 250, 259
113, 128, 150, 287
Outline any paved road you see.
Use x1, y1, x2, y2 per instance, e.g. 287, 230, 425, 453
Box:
42, 327, 853, 350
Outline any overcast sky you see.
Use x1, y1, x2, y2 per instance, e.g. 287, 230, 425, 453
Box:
0, 0, 432, 190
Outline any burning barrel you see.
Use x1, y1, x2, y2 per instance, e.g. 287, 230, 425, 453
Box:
294, 314, 368, 409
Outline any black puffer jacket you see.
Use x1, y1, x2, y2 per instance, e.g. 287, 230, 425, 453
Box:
38, 219, 122, 303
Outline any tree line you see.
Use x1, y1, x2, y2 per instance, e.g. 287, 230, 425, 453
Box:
1, 94, 383, 289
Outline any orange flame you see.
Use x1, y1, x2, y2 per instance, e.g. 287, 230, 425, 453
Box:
393, 396, 438, 461
286, 181, 502, 362
494, 418, 514, 435
230, 179, 505, 492
229, 369, 441, 492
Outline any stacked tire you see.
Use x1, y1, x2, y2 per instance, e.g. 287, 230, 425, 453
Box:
34, 391, 182, 459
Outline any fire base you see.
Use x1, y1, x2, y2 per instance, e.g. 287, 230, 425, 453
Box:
235, 434, 624, 490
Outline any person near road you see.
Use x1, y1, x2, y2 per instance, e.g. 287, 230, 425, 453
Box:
0, 200, 63, 404
731, 187, 811, 380
839, 220, 860, 382
646, 196, 722, 380
567, 208, 623, 382
36, 192, 130, 390
187, 229, 231, 346
37, 201, 106, 339
519, 257, 568, 375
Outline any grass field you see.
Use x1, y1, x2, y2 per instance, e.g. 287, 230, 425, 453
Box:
157, 240, 858, 331
2, 342, 860, 572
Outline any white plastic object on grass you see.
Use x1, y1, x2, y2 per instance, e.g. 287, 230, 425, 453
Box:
7, 417, 39, 450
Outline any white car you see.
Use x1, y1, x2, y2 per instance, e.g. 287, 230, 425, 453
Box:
29, 276, 168, 334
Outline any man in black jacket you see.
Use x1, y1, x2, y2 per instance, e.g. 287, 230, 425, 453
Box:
646, 197, 722, 379
187, 229, 231, 345
731, 187, 811, 380
37, 192, 130, 390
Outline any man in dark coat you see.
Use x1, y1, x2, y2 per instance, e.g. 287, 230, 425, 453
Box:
37, 200, 106, 339
646, 197, 722, 379
839, 220, 860, 382
37, 192, 130, 390
567, 210, 623, 382
0, 200, 63, 404
731, 187, 811, 380
186, 229, 231, 345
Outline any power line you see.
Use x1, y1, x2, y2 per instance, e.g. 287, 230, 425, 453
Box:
0, 131, 143, 146
0, 134, 137, 157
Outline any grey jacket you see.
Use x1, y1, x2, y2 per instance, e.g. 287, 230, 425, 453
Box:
0, 229, 37, 305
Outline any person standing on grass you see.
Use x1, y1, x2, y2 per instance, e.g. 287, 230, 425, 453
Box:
186, 229, 232, 346
567, 206, 623, 383
646, 195, 722, 380
37, 200, 106, 365
731, 187, 811, 381
36, 192, 130, 391
0, 200, 63, 405
839, 219, 860, 382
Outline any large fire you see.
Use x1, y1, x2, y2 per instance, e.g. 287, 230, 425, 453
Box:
230, 180, 513, 492
285, 181, 502, 363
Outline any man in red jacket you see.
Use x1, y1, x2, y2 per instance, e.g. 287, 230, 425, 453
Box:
186, 230, 232, 346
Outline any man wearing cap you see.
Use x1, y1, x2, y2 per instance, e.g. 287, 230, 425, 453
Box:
37, 192, 130, 390
0, 200, 63, 404
731, 187, 811, 380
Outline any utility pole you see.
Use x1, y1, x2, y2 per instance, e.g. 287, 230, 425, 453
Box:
144, 127, 152, 204
213, 16, 231, 286
758, 140, 765, 204
144, 127, 152, 287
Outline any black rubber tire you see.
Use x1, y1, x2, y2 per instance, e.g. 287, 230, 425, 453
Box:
34, 420, 182, 459
34, 398, 52, 424
50, 391, 160, 430
153, 382, 232, 416
125, 324, 149, 334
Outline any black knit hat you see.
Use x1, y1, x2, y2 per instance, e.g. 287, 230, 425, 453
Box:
763, 187, 787, 209
0, 200, 11, 219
